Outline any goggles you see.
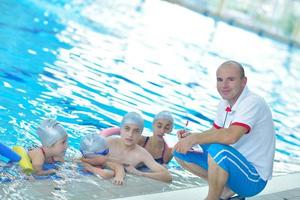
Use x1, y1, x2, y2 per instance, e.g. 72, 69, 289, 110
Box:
81, 148, 109, 158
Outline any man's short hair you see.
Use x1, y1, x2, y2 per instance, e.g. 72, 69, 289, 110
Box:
221, 60, 245, 78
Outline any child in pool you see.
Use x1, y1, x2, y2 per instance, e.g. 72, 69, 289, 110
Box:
137, 111, 174, 165
100, 111, 174, 165
80, 133, 125, 185
105, 112, 172, 183
28, 119, 68, 176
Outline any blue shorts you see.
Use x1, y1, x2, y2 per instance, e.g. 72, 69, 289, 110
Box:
173, 144, 267, 197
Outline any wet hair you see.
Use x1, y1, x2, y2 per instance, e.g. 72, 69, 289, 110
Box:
120, 112, 144, 133
220, 60, 245, 78
36, 119, 68, 147
153, 111, 174, 125
80, 133, 108, 158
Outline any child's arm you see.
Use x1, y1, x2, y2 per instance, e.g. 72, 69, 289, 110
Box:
82, 162, 114, 179
28, 149, 56, 175
106, 161, 125, 185
34, 165, 56, 176
130, 148, 172, 183
163, 147, 173, 164
53, 155, 64, 163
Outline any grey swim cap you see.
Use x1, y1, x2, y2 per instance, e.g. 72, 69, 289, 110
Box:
80, 133, 108, 158
36, 119, 68, 147
120, 112, 144, 133
153, 111, 174, 125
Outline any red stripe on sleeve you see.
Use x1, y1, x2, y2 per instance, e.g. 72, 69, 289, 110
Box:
231, 122, 251, 134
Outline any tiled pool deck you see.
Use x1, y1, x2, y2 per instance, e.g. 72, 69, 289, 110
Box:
113, 173, 300, 200
1, 172, 299, 199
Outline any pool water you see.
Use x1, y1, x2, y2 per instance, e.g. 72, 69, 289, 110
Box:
1, 0, 300, 196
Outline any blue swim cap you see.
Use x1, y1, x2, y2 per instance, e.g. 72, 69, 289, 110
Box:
153, 111, 174, 125
80, 133, 108, 158
36, 119, 68, 147
120, 112, 144, 133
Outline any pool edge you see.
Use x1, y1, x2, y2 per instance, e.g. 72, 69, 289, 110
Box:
112, 172, 300, 200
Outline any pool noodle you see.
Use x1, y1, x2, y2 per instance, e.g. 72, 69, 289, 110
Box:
0, 143, 21, 162
12, 146, 34, 174
100, 127, 120, 137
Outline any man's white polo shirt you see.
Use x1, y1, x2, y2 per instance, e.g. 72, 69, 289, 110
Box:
213, 86, 275, 181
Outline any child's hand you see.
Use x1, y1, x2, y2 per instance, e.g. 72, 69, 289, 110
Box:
36, 168, 57, 176
48, 169, 57, 175
53, 156, 64, 163
112, 176, 124, 185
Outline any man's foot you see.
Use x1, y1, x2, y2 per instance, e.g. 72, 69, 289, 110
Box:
229, 196, 245, 200
220, 196, 246, 200
220, 187, 235, 199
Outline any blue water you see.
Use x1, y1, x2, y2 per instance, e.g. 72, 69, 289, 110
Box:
1, 0, 300, 180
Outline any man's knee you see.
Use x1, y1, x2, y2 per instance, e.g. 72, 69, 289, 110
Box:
207, 144, 230, 173
207, 154, 219, 169
207, 144, 230, 162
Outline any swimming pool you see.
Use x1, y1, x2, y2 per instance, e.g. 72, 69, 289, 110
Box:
1, 0, 300, 198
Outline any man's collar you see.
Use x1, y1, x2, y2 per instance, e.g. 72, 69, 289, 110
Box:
225, 86, 249, 112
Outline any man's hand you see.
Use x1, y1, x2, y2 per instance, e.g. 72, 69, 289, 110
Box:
177, 129, 191, 139
173, 135, 194, 154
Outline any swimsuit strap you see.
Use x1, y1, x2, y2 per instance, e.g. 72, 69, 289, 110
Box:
40, 147, 55, 163
40, 147, 46, 157
142, 136, 150, 148
143, 136, 166, 164
161, 140, 167, 163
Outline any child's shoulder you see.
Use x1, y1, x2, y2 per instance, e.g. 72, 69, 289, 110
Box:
28, 147, 43, 157
135, 144, 150, 155
106, 136, 121, 143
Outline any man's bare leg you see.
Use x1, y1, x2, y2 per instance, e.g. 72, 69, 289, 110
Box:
175, 157, 208, 179
205, 155, 228, 200
175, 156, 234, 199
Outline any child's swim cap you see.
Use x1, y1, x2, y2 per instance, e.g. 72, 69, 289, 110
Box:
153, 111, 174, 125
120, 112, 144, 133
36, 119, 68, 147
80, 133, 109, 158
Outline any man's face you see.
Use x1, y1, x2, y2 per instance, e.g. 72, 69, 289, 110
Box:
120, 124, 142, 146
216, 64, 247, 105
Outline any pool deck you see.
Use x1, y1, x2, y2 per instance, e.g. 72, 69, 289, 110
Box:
1, 172, 299, 199
113, 173, 300, 200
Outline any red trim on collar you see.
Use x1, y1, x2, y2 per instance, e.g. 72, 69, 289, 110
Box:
231, 122, 251, 134
225, 106, 232, 112
213, 122, 221, 129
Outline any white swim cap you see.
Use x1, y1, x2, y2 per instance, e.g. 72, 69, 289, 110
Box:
80, 133, 109, 158
120, 112, 144, 133
36, 119, 68, 147
153, 111, 174, 125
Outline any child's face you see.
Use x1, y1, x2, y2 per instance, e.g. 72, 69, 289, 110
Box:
153, 119, 173, 140
52, 137, 68, 155
120, 124, 142, 146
